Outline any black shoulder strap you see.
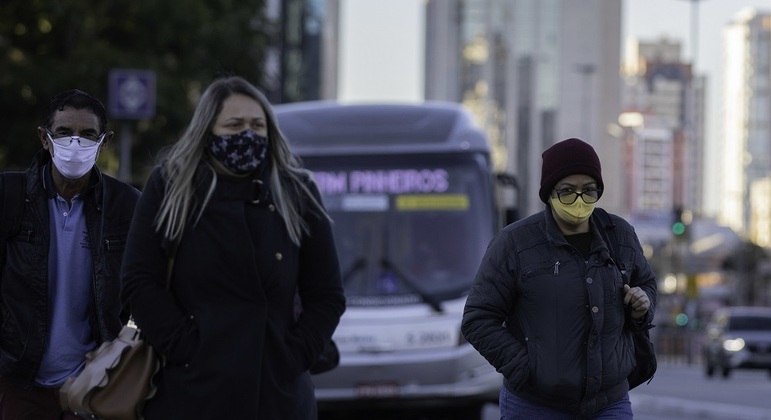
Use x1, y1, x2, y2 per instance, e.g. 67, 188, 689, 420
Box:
595, 207, 627, 283
0, 172, 26, 238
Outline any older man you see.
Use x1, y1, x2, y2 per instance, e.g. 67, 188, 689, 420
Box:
0, 89, 139, 419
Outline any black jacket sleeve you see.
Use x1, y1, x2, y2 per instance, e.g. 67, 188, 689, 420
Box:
286, 178, 346, 371
461, 228, 529, 388
120, 168, 199, 364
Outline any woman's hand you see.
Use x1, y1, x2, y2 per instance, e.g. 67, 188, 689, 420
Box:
623, 284, 650, 319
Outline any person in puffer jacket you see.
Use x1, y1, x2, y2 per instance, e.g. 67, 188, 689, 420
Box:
462, 138, 656, 419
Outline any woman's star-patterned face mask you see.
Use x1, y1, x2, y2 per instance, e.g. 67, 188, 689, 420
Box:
208, 129, 268, 175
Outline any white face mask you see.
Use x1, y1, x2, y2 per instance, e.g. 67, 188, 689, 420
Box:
49, 137, 101, 180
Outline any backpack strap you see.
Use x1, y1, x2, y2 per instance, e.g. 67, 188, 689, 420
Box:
594, 208, 618, 254
594, 207, 628, 284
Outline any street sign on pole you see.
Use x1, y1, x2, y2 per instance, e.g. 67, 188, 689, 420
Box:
108, 69, 156, 183
108, 69, 156, 120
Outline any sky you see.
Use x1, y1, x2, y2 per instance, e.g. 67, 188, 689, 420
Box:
625, 0, 771, 75
338, 0, 424, 102
338, 0, 771, 99
338, 0, 771, 215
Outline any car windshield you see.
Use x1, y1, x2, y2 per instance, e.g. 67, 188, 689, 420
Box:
729, 315, 771, 331
305, 154, 495, 307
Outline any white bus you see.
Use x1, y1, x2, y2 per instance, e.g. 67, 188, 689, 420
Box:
276, 101, 508, 419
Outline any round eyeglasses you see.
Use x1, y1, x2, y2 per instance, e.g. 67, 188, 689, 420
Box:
46, 130, 105, 148
553, 187, 602, 205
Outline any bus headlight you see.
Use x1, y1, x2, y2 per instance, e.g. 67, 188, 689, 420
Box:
723, 338, 745, 352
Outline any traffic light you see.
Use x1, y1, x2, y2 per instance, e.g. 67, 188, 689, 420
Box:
672, 207, 690, 238
672, 220, 686, 236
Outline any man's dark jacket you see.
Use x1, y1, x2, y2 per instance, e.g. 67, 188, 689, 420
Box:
462, 208, 657, 416
0, 151, 139, 386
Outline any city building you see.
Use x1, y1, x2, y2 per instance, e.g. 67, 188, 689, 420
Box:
720, 8, 771, 236
424, 0, 623, 217
263, 0, 334, 103
751, 177, 771, 247
620, 37, 706, 219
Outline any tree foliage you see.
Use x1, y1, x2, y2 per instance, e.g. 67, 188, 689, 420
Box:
0, 0, 268, 183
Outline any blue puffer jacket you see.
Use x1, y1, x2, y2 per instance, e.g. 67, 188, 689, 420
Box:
461, 207, 656, 416
0, 151, 139, 386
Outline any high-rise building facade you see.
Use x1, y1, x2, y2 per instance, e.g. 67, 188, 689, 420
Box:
621, 38, 706, 219
263, 0, 335, 104
425, 0, 622, 217
720, 8, 771, 237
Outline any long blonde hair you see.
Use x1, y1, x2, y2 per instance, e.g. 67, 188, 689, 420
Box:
155, 76, 327, 246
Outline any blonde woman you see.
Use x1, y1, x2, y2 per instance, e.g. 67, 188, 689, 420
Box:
121, 76, 345, 419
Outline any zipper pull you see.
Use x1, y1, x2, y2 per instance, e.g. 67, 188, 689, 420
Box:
553, 261, 560, 275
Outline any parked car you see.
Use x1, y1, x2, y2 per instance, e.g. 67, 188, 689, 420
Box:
703, 306, 771, 378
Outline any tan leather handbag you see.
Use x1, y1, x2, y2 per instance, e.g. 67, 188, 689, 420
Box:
59, 324, 159, 420
59, 202, 183, 419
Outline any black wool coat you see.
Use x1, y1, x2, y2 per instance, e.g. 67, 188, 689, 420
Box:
121, 164, 345, 419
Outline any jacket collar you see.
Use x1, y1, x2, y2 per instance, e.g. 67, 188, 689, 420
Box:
542, 206, 569, 247
542, 206, 614, 263
196, 160, 274, 204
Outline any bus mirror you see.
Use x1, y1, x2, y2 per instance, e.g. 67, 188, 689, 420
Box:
495, 172, 519, 226
495, 173, 518, 188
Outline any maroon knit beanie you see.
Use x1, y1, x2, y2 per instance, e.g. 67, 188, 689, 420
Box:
539, 138, 604, 203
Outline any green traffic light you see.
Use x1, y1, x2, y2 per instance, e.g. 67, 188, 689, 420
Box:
672, 222, 686, 236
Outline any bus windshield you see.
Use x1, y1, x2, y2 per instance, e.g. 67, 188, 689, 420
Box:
305, 154, 495, 308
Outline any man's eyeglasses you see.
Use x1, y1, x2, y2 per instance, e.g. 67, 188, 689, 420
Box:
46, 130, 105, 148
553, 187, 602, 205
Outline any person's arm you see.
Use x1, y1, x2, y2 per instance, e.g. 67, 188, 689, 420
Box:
120, 168, 199, 364
0, 173, 26, 332
288, 180, 345, 372
461, 230, 529, 388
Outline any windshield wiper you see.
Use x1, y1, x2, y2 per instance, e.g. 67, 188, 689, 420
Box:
380, 258, 443, 313
342, 257, 367, 286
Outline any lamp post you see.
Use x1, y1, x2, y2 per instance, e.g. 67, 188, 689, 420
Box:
679, 0, 709, 210
679, 0, 709, 365
617, 111, 644, 216
575, 64, 596, 139
683, 0, 705, 66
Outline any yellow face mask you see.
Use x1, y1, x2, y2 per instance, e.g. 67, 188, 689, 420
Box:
550, 196, 596, 225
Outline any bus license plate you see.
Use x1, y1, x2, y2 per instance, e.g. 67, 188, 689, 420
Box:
356, 382, 400, 397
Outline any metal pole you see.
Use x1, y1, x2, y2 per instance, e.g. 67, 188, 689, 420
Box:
690, 0, 700, 68
118, 122, 133, 183
576, 64, 596, 140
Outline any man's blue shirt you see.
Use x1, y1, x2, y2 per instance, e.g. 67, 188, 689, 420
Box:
35, 174, 96, 387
